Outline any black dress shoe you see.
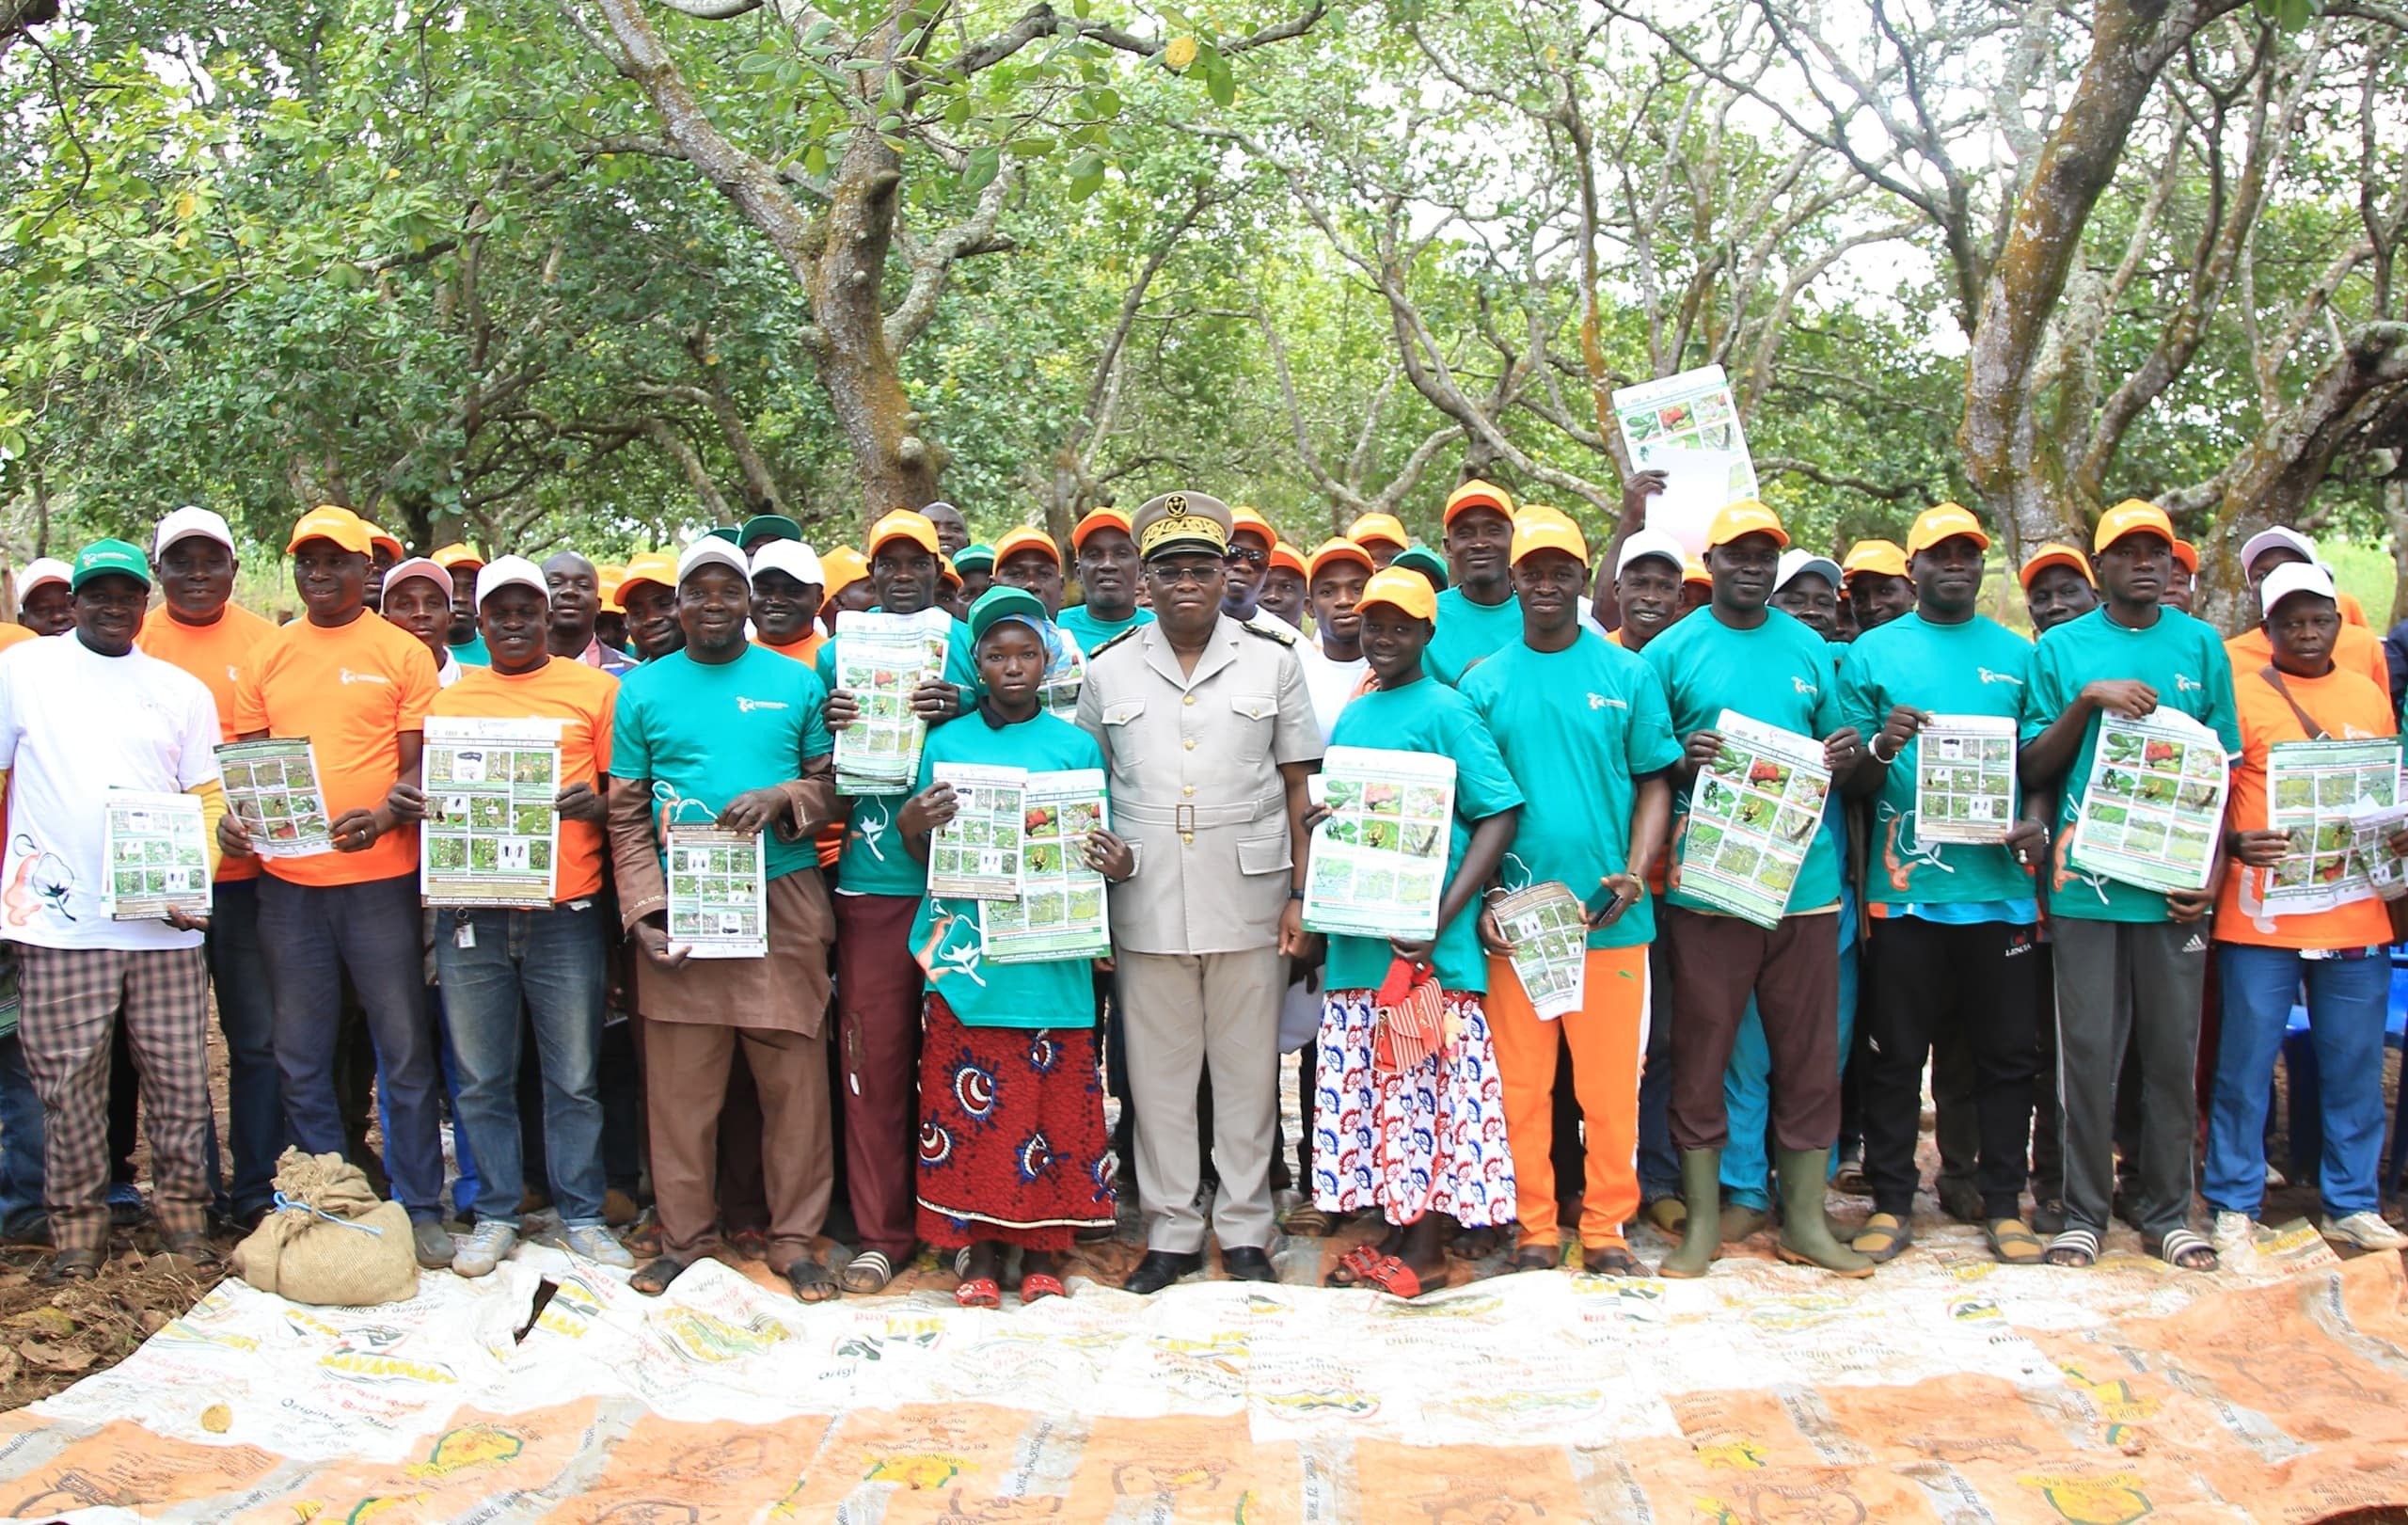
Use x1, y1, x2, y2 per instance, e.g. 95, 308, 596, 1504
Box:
1220, 1245, 1278, 1282
1123, 1249, 1203, 1295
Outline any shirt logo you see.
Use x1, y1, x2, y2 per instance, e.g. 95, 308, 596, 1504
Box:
225, 664, 240, 682
338, 668, 390, 686
1589, 693, 1624, 711
2174, 675, 2203, 693
736, 696, 789, 713
1976, 667, 2023, 686
1791, 676, 1818, 698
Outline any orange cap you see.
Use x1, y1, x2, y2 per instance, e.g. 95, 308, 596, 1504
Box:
286, 506, 373, 557
1357, 564, 1438, 621
1347, 512, 1410, 549
1510, 514, 1589, 566
939, 554, 962, 590
597, 576, 625, 614
2172, 539, 2198, 574
1840, 539, 1907, 579
1683, 556, 1711, 587
2093, 499, 2176, 554
2018, 543, 2095, 590
820, 545, 868, 600
1069, 507, 1133, 550
867, 510, 942, 558
1268, 540, 1307, 578
1904, 504, 1989, 558
993, 526, 1062, 567
617, 550, 679, 598
1444, 478, 1514, 527
1705, 500, 1789, 550
1229, 505, 1277, 547
364, 524, 405, 561
1307, 537, 1375, 582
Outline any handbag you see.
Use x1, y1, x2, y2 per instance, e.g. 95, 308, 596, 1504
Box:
1371, 956, 1450, 1074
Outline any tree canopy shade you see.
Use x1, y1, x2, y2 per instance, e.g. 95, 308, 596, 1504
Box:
4, 0, 2402, 624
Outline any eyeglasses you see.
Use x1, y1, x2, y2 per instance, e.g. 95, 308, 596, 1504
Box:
1223, 547, 1268, 568
1148, 563, 1222, 587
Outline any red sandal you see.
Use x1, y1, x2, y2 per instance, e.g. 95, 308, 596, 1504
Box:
1019, 1273, 1067, 1302
1324, 1243, 1385, 1288
1363, 1254, 1452, 1300
954, 1278, 1002, 1310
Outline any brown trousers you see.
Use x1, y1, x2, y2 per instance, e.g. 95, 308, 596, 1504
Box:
1661, 907, 1841, 1155
643, 1019, 832, 1273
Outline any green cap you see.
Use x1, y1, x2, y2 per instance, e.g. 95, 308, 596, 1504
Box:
739, 514, 801, 548
968, 585, 1047, 645
953, 542, 996, 575
1392, 543, 1450, 592
704, 526, 741, 546
71, 538, 152, 591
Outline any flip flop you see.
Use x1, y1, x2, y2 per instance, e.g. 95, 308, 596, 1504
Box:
840, 1248, 896, 1295
1988, 1218, 2046, 1265
954, 1277, 1002, 1310
784, 1256, 841, 1303
1019, 1273, 1067, 1302
630, 1254, 693, 1296
2043, 1229, 2099, 1269
1364, 1254, 1451, 1300
1323, 1243, 1385, 1288
2147, 1228, 2218, 1272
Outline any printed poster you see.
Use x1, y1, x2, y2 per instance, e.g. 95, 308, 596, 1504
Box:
1611, 364, 1760, 555
2068, 709, 2229, 894
2350, 794, 2408, 901
420, 718, 562, 907
1913, 714, 2018, 845
102, 789, 211, 921
1491, 881, 1586, 1021
985, 769, 1112, 963
2258, 739, 2397, 915
1678, 709, 1830, 929
928, 764, 1026, 900
832, 607, 953, 795
214, 738, 334, 858
664, 824, 768, 959
1302, 745, 1455, 941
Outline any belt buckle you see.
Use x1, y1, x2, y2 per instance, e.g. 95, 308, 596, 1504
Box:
1176, 802, 1195, 842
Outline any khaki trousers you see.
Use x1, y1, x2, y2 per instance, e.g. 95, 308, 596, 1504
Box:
1117, 947, 1282, 1254
642, 1019, 832, 1274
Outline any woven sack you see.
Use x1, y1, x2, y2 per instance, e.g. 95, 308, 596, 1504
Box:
230, 1148, 420, 1306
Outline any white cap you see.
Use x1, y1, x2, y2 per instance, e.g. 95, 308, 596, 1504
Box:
1774, 548, 1843, 594
475, 554, 550, 607
1615, 527, 1688, 580
677, 537, 752, 586
383, 557, 453, 601
2259, 560, 2337, 616
2240, 526, 2317, 574
751, 539, 825, 586
19, 558, 71, 596
154, 505, 236, 560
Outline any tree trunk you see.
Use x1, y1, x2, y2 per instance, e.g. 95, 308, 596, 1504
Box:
809, 132, 939, 530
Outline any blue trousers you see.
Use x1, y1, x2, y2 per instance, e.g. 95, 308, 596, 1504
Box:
0, 1030, 46, 1233
2207, 944, 2389, 1219
207, 879, 285, 1216
1723, 889, 1857, 1209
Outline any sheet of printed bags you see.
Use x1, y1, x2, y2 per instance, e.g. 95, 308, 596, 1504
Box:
1, 1221, 2405, 1522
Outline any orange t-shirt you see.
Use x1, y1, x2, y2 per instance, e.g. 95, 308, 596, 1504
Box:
2341, 591, 2370, 628
137, 603, 279, 881
2215, 663, 2400, 949
756, 631, 827, 669
2226, 621, 2387, 698
0, 626, 36, 656
231, 612, 438, 886
429, 659, 618, 902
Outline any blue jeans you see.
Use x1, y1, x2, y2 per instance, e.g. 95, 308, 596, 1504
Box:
207, 879, 285, 1216
433, 903, 609, 1227
2208, 944, 2389, 1219
1724, 889, 1858, 1209
373, 987, 481, 1218
0, 1030, 46, 1233
257, 872, 448, 1220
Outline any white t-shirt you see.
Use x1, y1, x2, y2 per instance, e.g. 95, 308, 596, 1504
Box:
1296, 641, 1370, 739
0, 633, 222, 950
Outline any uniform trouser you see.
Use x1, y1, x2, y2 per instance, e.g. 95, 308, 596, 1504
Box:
1117, 947, 1282, 1254
2051, 917, 2207, 1241
2207, 944, 2389, 1220
644, 1018, 831, 1274
257, 872, 447, 1219
15, 944, 212, 1255
208, 879, 284, 1216
1860, 917, 2039, 1220
2028, 942, 2063, 1196
1665, 908, 1842, 1156
1635, 942, 1678, 1202
833, 893, 924, 1260
1712, 896, 1852, 1206
1486, 945, 1646, 1249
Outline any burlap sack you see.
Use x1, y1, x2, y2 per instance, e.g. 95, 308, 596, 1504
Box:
230, 1148, 420, 1306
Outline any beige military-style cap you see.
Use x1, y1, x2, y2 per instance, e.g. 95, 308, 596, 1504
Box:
1129, 490, 1233, 562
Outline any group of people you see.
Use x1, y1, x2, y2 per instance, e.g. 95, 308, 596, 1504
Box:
0, 469, 2400, 1308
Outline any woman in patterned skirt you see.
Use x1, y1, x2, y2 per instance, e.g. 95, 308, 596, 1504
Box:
900, 587, 1133, 1306
1311, 568, 1523, 1298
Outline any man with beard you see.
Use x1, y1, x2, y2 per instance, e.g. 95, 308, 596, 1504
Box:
1059, 508, 1155, 654
1423, 481, 1520, 686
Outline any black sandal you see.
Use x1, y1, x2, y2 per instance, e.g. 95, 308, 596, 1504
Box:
41, 1248, 103, 1284
1509, 1246, 1559, 1273
1584, 1244, 1645, 1278
630, 1254, 693, 1296
784, 1256, 841, 1303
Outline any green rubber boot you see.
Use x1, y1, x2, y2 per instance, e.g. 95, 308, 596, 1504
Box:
1774, 1148, 1875, 1278
1657, 1149, 1722, 1279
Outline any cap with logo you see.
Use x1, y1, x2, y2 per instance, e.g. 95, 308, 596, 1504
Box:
287, 506, 374, 557
1070, 507, 1133, 551
2092, 499, 2176, 554
1615, 527, 1688, 580
752, 540, 825, 587
1510, 514, 1589, 566
992, 527, 1060, 568
867, 510, 942, 559
154, 506, 237, 561
1905, 503, 1989, 557
1840, 539, 1906, 580
1391, 544, 1450, 591
739, 513, 802, 548
968, 584, 1049, 644
432, 542, 485, 574
1773, 548, 1844, 594
1131, 490, 1232, 562
2259, 561, 2337, 617
1444, 478, 1514, 528
71, 539, 151, 591
1705, 500, 1789, 550
1347, 512, 1410, 550
1306, 537, 1373, 582
2239, 525, 2317, 575
474, 554, 550, 607
384, 557, 453, 602
2018, 543, 2095, 590
1355, 564, 1438, 622
616, 551, 678, 602
678, 537, 752, 586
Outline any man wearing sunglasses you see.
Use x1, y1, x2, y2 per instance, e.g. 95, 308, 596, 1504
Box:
1221, 507, 1304, 640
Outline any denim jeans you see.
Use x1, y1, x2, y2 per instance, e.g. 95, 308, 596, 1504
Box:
0, 1031, 46, 1233
257, 872, 448, 1219
374, 987, 481, 1218
2208, 943, 2389, 1220
208, 879, 285, 1216
433, 903, 609, 1226
1723, 886, 1858, 1209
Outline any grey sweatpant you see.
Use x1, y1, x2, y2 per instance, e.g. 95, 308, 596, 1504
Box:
2049, 916, 2209, 1240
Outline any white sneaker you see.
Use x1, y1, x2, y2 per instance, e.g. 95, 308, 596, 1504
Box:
2210, 1211, 2256, 1253
565, 1224, 636, 1268
2321, 1211, 2408, 1252
452, 1221, 517, 1278
2264, 1162, 2288, 1188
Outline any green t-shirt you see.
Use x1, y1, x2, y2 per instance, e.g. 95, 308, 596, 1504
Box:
1426, 586, 1523, 687
815, 614, 982, 898
2021, 605, 2242, 922
1056, 603, 1153, 657
1837, 612, 2036, 908
1460, 632, 1682, 949
448, 632, 491, 668
1322, 676, 1525, 993
610, 644, 833, 882
1642, 605, 1846, 915
911, 709, 1107, 1028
